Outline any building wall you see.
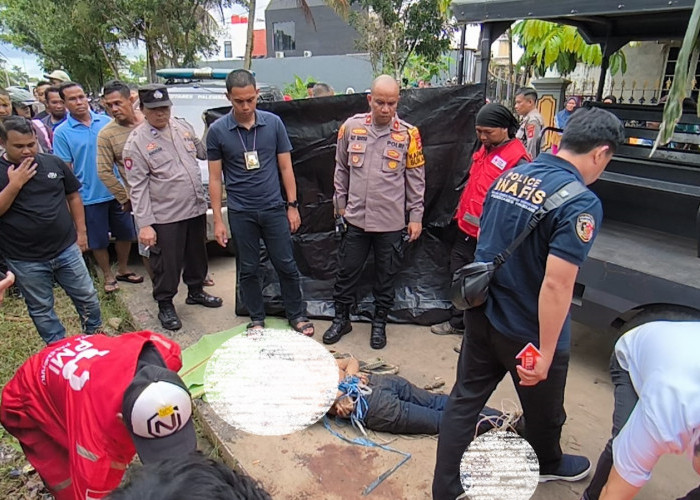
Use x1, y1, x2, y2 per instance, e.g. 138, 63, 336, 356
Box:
200, 54, 374, 93
265, 5, 360, 57
563, 41, 668, 103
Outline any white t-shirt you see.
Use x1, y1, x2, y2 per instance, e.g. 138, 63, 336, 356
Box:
613, 321, 700, 487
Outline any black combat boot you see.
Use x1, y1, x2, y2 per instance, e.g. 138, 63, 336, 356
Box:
370, 308, 388, 349
322, 303, 352, 344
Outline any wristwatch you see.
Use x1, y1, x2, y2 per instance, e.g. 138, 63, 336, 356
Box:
286, 200, 299, 208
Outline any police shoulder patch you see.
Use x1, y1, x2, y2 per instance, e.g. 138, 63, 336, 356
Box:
575, 213, 595, 243
337, 124, 345, 140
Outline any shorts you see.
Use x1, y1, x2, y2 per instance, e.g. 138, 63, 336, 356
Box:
85, 199, 137, 250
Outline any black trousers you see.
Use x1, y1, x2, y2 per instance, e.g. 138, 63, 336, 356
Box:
447, 231, 477, 329
150, 215, 208, 304
333, 223, 404, 311
432, 305, 570, 500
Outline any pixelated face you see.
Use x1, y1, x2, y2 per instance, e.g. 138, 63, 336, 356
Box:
368, 84, 399, 127
0, 95, 11, 117
62, 85, 90, 117
103, 91, 134, 124
2, 130, 38, 164
476, 126, 509, 148
228, 85, 258, 124
35, 84, 50, 104
45, 91, 66, 118
143, 105, 171, 129
514, 94, 534, 116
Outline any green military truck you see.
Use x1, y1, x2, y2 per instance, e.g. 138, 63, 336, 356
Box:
452, 0, 700, 331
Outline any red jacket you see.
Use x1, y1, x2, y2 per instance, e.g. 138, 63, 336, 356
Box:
456, 139, 530, 237
0, 332, 182, 500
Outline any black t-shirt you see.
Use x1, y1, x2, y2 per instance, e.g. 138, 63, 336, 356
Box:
0, 153, 81, 261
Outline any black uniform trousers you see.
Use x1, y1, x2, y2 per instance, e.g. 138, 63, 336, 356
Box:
150, 214, 208, 304
432, 305, 569, 499
447, 231, 477, 330
333, 223, 404, 311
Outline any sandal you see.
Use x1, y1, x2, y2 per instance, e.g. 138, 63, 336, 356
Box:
289, 317, 314, 337
104, 281, 120, 293
359, 358, 399, 375
203, 276, 215, 287
115, 272, 144, 284
246, 320, 265, 330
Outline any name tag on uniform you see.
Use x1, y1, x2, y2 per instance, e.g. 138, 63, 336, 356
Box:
244, 151, 260, 170
491, 155, 507, 170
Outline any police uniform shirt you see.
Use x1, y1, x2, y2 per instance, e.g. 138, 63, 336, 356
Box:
475, 153, 602, 350
123, 118, 207, 228
516, 108, 544, 159
334, 113, 425, 232
206, 110, 292, 211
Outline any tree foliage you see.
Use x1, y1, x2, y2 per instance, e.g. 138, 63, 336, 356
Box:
349, 0, 453, 80
656, 0, 700, 151
0, 60, 32, 87
283, 75, 318, 99
512, 20, 627, 77
0, 0, 230, 90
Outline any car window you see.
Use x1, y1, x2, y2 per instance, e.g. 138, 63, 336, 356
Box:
168, 91, 231, 137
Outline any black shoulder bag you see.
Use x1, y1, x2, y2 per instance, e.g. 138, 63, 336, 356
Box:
451, 180, 588, 310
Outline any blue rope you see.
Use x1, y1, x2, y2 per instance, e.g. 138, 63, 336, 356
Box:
324, 375, 412, 496
337, 375, 371, 434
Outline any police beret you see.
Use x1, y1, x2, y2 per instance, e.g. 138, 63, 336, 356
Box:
138, 84, 172, 109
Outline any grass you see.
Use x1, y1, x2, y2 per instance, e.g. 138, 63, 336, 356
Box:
0, 269, 136, 499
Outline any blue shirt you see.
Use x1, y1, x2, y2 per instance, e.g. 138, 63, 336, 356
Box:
53, 111, 114, 206
475, 153, 603, 350
206, 110, 292, 211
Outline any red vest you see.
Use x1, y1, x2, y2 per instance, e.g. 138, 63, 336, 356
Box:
455, 139, 530, 237
0, 332, 182, 500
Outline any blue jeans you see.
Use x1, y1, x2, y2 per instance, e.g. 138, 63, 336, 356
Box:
227, 205, 305, 321
5, 243, 102, 344
364, 374, 508, 436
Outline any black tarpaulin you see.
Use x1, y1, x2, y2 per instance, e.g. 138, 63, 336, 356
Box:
204, 84, 484, 325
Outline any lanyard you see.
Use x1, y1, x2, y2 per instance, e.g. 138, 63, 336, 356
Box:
236, 126, 257, 152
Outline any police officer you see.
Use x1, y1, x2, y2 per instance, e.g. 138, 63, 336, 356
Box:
515, 87, 545, 159
433, 108, 625, 499
323, 75, 425, 350
124, 84, 222, 331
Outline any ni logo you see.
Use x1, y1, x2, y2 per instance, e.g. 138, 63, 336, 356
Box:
146, 407, 183, 437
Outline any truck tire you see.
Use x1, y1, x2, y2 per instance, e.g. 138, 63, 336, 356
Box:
623, 306, 700, 333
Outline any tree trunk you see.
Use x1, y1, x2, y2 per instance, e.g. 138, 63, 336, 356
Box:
244, 0, 256, 71
146, 39, 158, 83
98, 41, 120, 80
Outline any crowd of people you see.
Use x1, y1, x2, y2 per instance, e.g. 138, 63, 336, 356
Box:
0, 68, 698, 500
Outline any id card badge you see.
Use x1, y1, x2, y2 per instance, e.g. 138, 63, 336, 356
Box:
244, 150, 260, 170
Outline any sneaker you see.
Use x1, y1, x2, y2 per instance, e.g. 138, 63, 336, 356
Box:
430, 321, 464, 335
539, 454, 591, 483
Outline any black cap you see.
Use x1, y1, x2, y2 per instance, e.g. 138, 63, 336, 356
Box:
138, 84, 172, 109
122, 364, 196, 464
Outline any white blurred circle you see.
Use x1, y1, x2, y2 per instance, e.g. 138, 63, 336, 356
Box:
459, 430, 539, 500
204, 329, 338, 436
